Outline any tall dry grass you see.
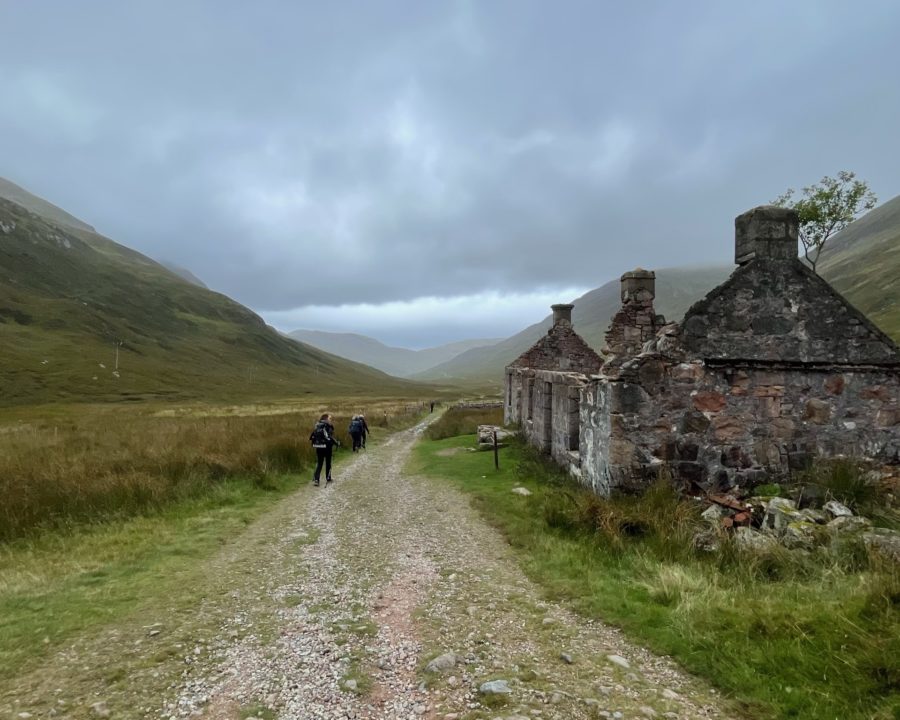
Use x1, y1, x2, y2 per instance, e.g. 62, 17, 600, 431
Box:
0, 400, 425, 541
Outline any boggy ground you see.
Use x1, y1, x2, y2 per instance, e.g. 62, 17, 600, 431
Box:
4, 419, 731, 720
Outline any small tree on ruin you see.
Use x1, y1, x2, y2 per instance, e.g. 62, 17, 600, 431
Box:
773, 170, 877, 274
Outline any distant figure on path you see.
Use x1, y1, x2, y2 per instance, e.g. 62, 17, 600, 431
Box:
430, 401, 435, 413
359, 414, 370, 449
348, 415, 364, 452
310, 413, 339, 486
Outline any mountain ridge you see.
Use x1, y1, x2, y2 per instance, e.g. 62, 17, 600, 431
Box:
0, 176, 96, 233
287, 329, 500, 378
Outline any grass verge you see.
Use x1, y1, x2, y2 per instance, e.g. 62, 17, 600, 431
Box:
410, 433, 900, 720
0, 472, 303, 681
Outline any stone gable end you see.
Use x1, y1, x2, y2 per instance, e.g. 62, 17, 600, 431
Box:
509, 323, 602, 374
679, 258, 900, 366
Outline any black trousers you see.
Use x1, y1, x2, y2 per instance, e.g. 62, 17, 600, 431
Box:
314, 447, 333, 482
350, 431, 362, 451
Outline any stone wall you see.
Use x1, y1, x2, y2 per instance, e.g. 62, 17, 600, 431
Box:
528, 376, 553, 454
505, 369, 535, 426
680, 259, 899, 366
507, 367, 587, 477
580, 353, 900, 494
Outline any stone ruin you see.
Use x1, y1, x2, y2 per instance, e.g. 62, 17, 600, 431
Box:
505, 205, 900, 497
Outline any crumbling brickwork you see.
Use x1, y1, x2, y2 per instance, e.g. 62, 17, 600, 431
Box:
506, 205, 900, 495
603, 269, 664, 367
504, 304, 599, 476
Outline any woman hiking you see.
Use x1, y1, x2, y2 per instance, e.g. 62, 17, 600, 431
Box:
309, 413, 340, 486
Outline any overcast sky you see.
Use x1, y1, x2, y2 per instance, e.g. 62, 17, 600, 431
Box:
2, 1, 899, 348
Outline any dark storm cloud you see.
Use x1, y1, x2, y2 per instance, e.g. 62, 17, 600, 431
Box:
1, 1, 899, 345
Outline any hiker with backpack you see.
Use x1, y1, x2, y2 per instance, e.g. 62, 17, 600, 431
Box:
359, 414, 370, 449
309, 413, 340, 486
348, 415, 364, 452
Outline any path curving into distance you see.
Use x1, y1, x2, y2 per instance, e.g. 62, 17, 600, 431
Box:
165, 418, 731, 720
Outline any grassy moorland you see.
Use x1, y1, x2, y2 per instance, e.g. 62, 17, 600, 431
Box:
411, 413, 900, 720
0, 398, 427, 680
0, 398, 428, 541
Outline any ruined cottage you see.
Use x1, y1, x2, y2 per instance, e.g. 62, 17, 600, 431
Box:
505, 206, 900, 496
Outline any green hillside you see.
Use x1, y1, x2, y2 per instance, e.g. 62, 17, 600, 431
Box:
816, 194, 900, 340
0, 197, 418, 406
421, 196, 900, 385
288, 329, 500, 377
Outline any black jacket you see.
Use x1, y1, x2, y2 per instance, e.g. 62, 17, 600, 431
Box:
310, 421, 339, 449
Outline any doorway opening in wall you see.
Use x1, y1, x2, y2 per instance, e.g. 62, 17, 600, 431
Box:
507, 377, 512, 408
568, 389, 580, 451
527, 379, 534, 420
543, 381, 553, 449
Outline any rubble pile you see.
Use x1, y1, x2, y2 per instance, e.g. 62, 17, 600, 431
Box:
696, 487, 900, 561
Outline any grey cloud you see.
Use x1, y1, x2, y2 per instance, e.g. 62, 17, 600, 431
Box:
1, 0, 899, 320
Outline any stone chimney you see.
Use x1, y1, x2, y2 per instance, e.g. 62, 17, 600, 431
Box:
603, 268, 661, 363
551, 303, 574, 326
735, 205, 800, 265
620, 269, 655, 303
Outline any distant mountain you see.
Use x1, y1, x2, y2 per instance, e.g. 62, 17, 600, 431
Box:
287, 329, 500, 377
0, 191, 418, 406
0, 176, 95, 233
415, 266, 731, 383
161, 261, 209, 289
420, 196, 900, 385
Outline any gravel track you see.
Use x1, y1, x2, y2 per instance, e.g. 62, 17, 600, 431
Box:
164, 420, 733, 720
3, 420, 734, 719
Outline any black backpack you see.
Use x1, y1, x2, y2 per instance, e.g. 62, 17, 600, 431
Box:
349, 418, 362, 433
310, 422, 329, 446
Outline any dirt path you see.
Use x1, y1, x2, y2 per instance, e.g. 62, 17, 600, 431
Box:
4, 420, 733, 719
162, 420, 730, 720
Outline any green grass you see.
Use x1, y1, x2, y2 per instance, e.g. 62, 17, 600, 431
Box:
0, 472, 302, 679
411, 434, 900, 720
